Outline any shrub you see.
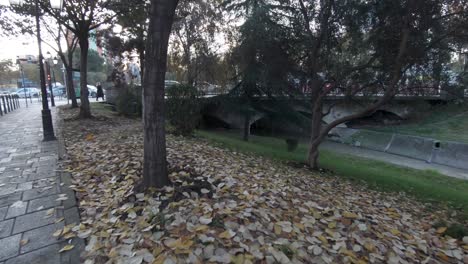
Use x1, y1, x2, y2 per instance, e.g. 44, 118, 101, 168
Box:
166, 84, 201, 136
116, 85, 142, 117
285, 138, 299, 152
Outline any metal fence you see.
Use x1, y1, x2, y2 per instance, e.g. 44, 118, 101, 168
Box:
0, 94, 21, 116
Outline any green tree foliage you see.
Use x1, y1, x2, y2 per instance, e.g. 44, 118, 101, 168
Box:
72, 49, 106, 73
166, 84, 201, 135
224, 0, 302, 141
0, 60, 15, 85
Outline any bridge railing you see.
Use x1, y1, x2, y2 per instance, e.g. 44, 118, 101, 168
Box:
0, 94, 21, 116
199, 85, 467, 100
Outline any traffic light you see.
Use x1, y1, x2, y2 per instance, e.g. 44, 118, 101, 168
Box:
47, 74, 51, 81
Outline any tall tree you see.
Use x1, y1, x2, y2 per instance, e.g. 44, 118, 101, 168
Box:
275, 0, 468, 169
171, 0, 222, 86
224, 0, 299, 141
41, 0, 123, 118
41, 22, 79, 108
142, 0, 180, 189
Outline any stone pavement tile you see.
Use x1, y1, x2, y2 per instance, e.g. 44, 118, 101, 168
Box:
16, 182, 33, 192
0, 170, 21, 178
5, 244, 60, 264
0, 207, 7, 220
22, 186, 58, 201
0, 234, 21, 261
27, 171, 56, 181
0, 193, 22, 208
27, 195, 60, 213
5, 201, 27, 219
12, 209, 57, 234
0, 219, 13, 238
64, 207, 80, 226
0, 184, 16, 197
62, 189, 77, 210
20, 223, 64, 254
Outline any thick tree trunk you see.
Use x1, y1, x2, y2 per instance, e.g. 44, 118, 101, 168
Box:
307, 78, 323, 169
79, 35, 91, 118
66, 67, 78, 108
142, 0, 179, 189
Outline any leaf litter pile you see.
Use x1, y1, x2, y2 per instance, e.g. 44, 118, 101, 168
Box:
59, 107, 468, 264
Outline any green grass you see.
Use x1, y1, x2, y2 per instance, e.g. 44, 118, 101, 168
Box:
196, 130, 468, 216
368, 103, 468, 143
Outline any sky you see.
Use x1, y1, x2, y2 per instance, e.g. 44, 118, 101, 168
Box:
0, 1, 59, 62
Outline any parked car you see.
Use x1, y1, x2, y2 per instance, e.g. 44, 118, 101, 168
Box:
16, 88, 39, 98
53, 86, 66, 97
165, 80, 180, 89
87, 85, 97, 97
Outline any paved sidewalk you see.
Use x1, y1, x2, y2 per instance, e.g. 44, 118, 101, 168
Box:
321, 140, 468, 180
0, 100, 82, 264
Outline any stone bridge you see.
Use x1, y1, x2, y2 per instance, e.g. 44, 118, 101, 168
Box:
200, 96, 446, 137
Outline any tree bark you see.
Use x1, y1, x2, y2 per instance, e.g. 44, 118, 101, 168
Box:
62, 50, 78, 108
142, 0, 179, 189
139, 48, 145, 81
242, 112, 250, 142
79, 34, 91, 118
307, 78, 323, 169
66, 67, 78, 108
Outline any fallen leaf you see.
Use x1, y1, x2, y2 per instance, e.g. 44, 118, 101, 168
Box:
59, 244, 74, 253
20, 239, 29, 246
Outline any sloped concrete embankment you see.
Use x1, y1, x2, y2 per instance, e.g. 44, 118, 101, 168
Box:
331, 128, 468, 170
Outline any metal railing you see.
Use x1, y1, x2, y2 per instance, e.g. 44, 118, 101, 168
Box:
0, 94, 21, 116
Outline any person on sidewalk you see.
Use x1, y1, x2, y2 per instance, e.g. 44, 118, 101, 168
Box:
96, 82, 105, 101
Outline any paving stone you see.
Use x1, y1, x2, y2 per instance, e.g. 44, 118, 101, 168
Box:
64, 207, 80, 226
27, 195, 60, 213
0, 219, 13, 238
27, 171, 56, 181
62, 189, 77, 210
0, 207, 7, 220
13, 209, 56, 234
5, 244, 60, 264
0, 171, 21, 178
0, 184, 16, 196
20, 223, 64, 254
22, 186, 58, 201
0, 234, 21, 261
5, 201, 27, 219
16, 182, 33, 192
0, 193, 22, 208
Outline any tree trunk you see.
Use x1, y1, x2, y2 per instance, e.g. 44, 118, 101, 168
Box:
79, 35, 91, 118
142, 0, 179, 189
66, 67, 78, 108
66, 51, 78, 108
243, 112, 250, 142
307, 78, 323, 169
139, 48, 145, 81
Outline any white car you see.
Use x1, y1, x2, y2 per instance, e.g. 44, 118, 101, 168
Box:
87, 85, 98, 97
16, 88, 40, 98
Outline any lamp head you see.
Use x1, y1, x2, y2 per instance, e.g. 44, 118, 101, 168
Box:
50, 0, 63, 9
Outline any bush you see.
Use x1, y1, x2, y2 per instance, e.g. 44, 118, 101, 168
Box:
166, 84, 201, 136
116, 85, 142, 117
285, 138, 299, 152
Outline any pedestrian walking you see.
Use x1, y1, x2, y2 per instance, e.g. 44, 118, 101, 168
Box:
96, 82, 105, 101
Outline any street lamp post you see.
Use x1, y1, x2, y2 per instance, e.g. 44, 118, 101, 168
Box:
8, 0, 61, 141
45, 52, 55, 106
52, 57, 58, 97
16, 57, 28, 107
